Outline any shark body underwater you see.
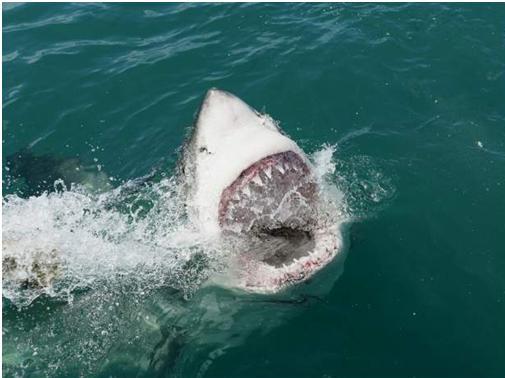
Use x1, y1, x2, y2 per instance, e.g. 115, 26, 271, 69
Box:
3, 89, 343, 295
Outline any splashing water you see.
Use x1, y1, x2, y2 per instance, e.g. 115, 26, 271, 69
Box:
2, 145, 394, 377
2, 175, 222, 306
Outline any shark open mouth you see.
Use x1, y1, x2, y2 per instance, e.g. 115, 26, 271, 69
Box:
182, 89, 344, 293
217, 150, 337, 291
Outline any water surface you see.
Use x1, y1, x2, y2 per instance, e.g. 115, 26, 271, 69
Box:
3, 3, 505, 377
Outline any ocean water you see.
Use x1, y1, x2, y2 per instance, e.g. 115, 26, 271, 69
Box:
3, 3, 505, 377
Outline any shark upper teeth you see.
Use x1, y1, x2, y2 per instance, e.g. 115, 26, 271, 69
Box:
259, 171, 269, 183
277, 165, 285, 174
252, 176, 262, 185
264, 166, 272, 179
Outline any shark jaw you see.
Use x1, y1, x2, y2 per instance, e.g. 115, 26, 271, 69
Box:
217, 149, 340, 293
184, 89, 341, 293
226, 226, 341, 294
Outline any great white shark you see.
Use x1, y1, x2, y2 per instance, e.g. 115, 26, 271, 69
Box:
3, 89, 346, 376
180, 88, 342, 293
3, 89, 343, 296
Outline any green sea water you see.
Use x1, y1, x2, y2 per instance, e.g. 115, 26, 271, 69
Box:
3, 3, 505, 377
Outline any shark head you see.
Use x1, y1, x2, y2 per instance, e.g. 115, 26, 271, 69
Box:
182, 89, 341, 293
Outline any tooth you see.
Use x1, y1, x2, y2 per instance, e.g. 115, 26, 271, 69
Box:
277, 165, 285, 174
259, 171, 269, 183
264, 166, 272, 179
242, 185, 251, 196
252, 176, 262, 185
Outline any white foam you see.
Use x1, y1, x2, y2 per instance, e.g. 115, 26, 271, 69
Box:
2, 178, 221, 306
